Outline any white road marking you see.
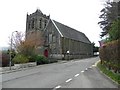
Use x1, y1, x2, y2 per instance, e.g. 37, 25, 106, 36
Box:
92, 65, 96, 67
66, 78, 72, 83
95, 60, 100, 66
55, 85, 61, 89
89, 66, 92, 68
81, 70, 84, 73
74, 74, 79, 77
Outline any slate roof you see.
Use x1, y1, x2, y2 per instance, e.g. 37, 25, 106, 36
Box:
52, 20, 91, 44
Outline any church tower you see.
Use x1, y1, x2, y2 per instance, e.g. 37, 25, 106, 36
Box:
26, 9, 50, 34
25, 9, 50, 55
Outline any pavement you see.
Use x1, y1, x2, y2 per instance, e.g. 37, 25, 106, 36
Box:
0, 60, 69, 74
0, 62, 37, 74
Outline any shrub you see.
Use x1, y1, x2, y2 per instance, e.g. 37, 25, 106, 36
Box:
13, 54, 29, 64
36, 55, 49, 65
28, 54, 37, 62
99, 39, 120, 73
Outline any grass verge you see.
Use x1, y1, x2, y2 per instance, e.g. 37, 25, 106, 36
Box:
97, 61, 120, 85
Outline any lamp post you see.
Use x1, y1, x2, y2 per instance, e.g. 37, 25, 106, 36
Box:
9, 31, 18, 70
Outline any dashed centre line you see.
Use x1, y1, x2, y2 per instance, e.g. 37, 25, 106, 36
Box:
66, 78, 72, 83
92, 65, 96, 67
54, 65, 94, 89
85, 68, 88, 71
55, 85, 61, 89
89, 66, 92, 69
81, 70, 84, 73
74, 74, 79, 77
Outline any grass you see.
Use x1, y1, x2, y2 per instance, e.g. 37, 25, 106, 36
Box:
97, 61, 120, 85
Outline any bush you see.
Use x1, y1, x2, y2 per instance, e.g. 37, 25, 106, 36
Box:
28, 54, 37, 62
99, 39, 120, 73
13, 54, 29, 64
36, 55, 49, 65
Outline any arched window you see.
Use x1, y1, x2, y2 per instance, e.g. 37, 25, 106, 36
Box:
39, 18, 42, 29
44, 20, 47, 28
28, 21, 30, 29
31, 19, 34, 29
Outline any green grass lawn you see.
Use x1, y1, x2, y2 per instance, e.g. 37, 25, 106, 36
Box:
97, 61, 120, 85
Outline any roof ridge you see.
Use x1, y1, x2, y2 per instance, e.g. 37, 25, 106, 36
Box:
52, 20, 84, 34
51, 20, 63, 37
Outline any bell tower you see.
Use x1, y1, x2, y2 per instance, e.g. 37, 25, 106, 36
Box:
25, 9, 50, 55
26, 9, 50, 33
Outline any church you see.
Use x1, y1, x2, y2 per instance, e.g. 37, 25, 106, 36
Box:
26, 9, 93, 60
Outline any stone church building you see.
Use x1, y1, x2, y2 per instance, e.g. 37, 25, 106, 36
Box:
26, 9, 93, 60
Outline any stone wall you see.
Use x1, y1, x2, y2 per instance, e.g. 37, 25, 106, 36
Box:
61, 37, 93, 60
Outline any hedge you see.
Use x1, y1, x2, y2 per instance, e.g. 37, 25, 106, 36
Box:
99, 39, 120, 73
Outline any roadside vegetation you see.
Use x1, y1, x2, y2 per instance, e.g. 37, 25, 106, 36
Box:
98, 0, 120, 85
1, 31, 57, 67
11, 31, 55, 65
97, 61, 120, 84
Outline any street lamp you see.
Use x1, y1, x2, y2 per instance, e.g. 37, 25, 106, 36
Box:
9, 31, 18, 70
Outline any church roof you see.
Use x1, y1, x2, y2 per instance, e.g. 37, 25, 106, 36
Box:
52, 20, 91, 44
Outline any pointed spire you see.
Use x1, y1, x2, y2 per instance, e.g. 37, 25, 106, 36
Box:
27, 12, 29, 16
35, 8, 42, 14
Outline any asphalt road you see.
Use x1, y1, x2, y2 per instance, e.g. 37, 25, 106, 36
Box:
1, 57, 118, 89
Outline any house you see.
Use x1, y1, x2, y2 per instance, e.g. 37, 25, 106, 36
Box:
26, 9, 93, 60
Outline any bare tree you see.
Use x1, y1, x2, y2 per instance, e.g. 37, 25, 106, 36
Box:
25, 31, 44, 48
9, 31, 44, 56
8, 31, 24, 52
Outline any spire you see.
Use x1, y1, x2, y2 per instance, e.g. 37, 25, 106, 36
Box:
27, 12, 29, 16
35, 8, 42, 14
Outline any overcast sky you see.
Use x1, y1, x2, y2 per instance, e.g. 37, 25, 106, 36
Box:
0, 0, 105, 48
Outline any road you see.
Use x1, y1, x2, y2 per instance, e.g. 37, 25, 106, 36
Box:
1, 57, 118, 89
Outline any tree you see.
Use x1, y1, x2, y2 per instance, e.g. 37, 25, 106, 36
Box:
109, 19, 120, 41
98, 0, 120, 37
25, 31, 44, 49
9, 31, 44, 58
11, 31, 24, 52
7, 49, 16, 60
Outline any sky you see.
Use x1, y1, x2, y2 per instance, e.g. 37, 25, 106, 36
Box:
0, 0, 105, 48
